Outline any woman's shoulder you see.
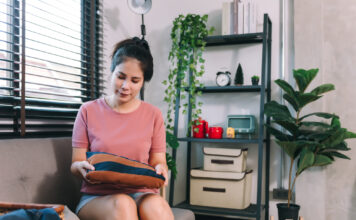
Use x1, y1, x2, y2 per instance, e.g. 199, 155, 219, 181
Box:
79, 98, 104, 112
140, 101, 163, 116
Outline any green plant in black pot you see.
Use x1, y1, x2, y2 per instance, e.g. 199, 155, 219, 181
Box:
264, 68, 356, 220
234, 63, 244, 85
251, 75, 260, 85
162, 14, 214, 178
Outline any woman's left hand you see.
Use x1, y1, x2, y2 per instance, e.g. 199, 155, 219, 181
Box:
155, 164, 169, 186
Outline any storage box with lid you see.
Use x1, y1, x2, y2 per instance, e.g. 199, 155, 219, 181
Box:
190, 169, 252, 209
203, 147, 248, 172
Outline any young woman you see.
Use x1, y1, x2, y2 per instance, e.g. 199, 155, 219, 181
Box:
71, 37, 174, 220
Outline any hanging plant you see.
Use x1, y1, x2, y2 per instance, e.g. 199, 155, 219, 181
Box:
162, 14, 214, 178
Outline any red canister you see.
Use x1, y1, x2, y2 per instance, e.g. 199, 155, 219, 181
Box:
192, 118, 209, 138
208, 127, 223, 139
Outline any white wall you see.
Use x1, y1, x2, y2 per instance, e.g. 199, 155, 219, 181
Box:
102, 0, 282, 218
294, 0, 356, 219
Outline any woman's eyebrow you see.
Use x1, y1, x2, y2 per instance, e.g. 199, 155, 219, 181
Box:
118, 71, 142, 80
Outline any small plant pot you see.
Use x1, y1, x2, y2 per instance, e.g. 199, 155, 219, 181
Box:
251, 78, 259, 85
277, 203, 300, 220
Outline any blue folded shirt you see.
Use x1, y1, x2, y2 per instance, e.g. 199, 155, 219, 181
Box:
0, 208, 60, 220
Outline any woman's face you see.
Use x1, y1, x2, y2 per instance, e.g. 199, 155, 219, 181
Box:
110, 58, 144, 104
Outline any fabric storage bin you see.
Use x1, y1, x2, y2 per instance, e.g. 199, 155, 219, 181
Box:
203, 147, 248, 172
190, 169, 252, 209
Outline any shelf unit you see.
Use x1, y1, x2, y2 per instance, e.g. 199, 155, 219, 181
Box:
169, 14, 272, 220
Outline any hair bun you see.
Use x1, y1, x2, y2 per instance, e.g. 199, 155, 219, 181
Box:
132, 37, 150, 51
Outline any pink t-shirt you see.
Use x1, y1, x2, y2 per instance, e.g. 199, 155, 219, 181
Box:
72, 98, 166, 195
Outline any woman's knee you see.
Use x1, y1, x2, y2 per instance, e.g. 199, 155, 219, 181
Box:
110, 194, 138, 219
138, 194, 174, 220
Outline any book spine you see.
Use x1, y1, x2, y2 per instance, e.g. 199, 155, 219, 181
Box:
238, 1, 244, 34
230, 2, 234, 35
233, 0, 239, 34
243, 1, 250, 34
222, 2, 229, 35
250, 1, 256, 33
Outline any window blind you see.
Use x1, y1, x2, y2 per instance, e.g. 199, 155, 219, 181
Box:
0, 0, 104, 138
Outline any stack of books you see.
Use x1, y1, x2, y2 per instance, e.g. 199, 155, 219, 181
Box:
222, 0, 257, 35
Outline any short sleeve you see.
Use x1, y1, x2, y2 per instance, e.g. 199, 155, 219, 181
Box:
72, 105, 90, 149
150, 109, 166, 153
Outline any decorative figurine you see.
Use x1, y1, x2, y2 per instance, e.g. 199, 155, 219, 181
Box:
226, 127, 235, 138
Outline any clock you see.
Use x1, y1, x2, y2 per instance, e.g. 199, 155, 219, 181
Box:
216, 71, 231, 86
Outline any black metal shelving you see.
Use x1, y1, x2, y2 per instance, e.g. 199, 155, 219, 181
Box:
169, 14, 272, 220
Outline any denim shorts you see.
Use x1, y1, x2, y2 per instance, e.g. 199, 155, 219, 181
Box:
75, 192, 154, 214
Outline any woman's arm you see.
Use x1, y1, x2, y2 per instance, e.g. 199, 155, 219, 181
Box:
70, 148, 95, 181
149, 152, 169, 186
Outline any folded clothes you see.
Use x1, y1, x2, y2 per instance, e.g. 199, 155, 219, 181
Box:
0, 208, 60, 220
86, 152, 165, 188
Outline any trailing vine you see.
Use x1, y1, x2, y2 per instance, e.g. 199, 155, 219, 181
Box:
163, 14, 214, 177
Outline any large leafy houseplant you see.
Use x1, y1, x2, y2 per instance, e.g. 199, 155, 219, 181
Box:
264, 68, 356, 208
163, 14, 214, 178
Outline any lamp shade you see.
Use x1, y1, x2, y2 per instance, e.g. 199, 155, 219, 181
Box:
127, 0, 152, 15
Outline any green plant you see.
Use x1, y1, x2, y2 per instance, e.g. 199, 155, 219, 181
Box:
264, 68, 356, 207
252, 75, 259, 80
163, 14, 214, 178
234, 63, 244, 85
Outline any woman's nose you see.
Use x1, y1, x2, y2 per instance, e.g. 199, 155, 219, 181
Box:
121, 80, 129, 89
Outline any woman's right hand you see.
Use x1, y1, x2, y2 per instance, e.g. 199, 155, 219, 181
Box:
71, 161, 101, 184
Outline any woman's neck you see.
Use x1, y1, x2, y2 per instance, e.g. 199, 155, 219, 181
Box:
105, 95, 141, 113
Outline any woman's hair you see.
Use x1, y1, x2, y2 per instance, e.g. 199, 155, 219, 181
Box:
110, 37, 153, 82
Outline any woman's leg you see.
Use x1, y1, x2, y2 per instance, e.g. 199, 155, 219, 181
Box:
78, 194, 138, 220
137, 194, 174, 220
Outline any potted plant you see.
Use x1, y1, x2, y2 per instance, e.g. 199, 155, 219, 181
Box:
251, 75, 259, 85
162, 14, 214, 178
234, 63, 244, 86
264, 68, 356, 220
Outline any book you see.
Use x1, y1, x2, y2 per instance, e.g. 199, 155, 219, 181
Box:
238, 1, 244, 34
222, 2, 230, 35
243, 1, 250, 34
233, 0, 239, 34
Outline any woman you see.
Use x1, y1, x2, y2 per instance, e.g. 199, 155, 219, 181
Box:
71, 37, 174, 220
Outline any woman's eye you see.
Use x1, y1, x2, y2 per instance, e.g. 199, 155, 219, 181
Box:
132, 80, 140, 84
118, 75, 125, 79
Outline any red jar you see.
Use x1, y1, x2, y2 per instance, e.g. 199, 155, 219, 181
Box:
192, 118, 209, 138
208, 127, 223, 139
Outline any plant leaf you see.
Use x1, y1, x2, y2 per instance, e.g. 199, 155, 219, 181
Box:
345, 130, 356, 139
328, 151, 350, 160
331, 117, 341, 129
265, 124, 294, 141
264, 101, 294, 122
299, 112, 338, 121
321, 141, 350, 151
297, 93, 321, 109
293, 68, 319, 93
321, 128, 347, 147
299, 121, 331, 129
275, 79, 296, 97
313, 154, 333, 166
283, 93, 299, 112
310, 83, 335, 95
275, 140, 302, 159
273, 120, 298, 136
297, 148, 315, 175
166, 131, 179, 149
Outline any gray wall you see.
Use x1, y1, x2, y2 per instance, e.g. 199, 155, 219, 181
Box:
294, 0, 356, 219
